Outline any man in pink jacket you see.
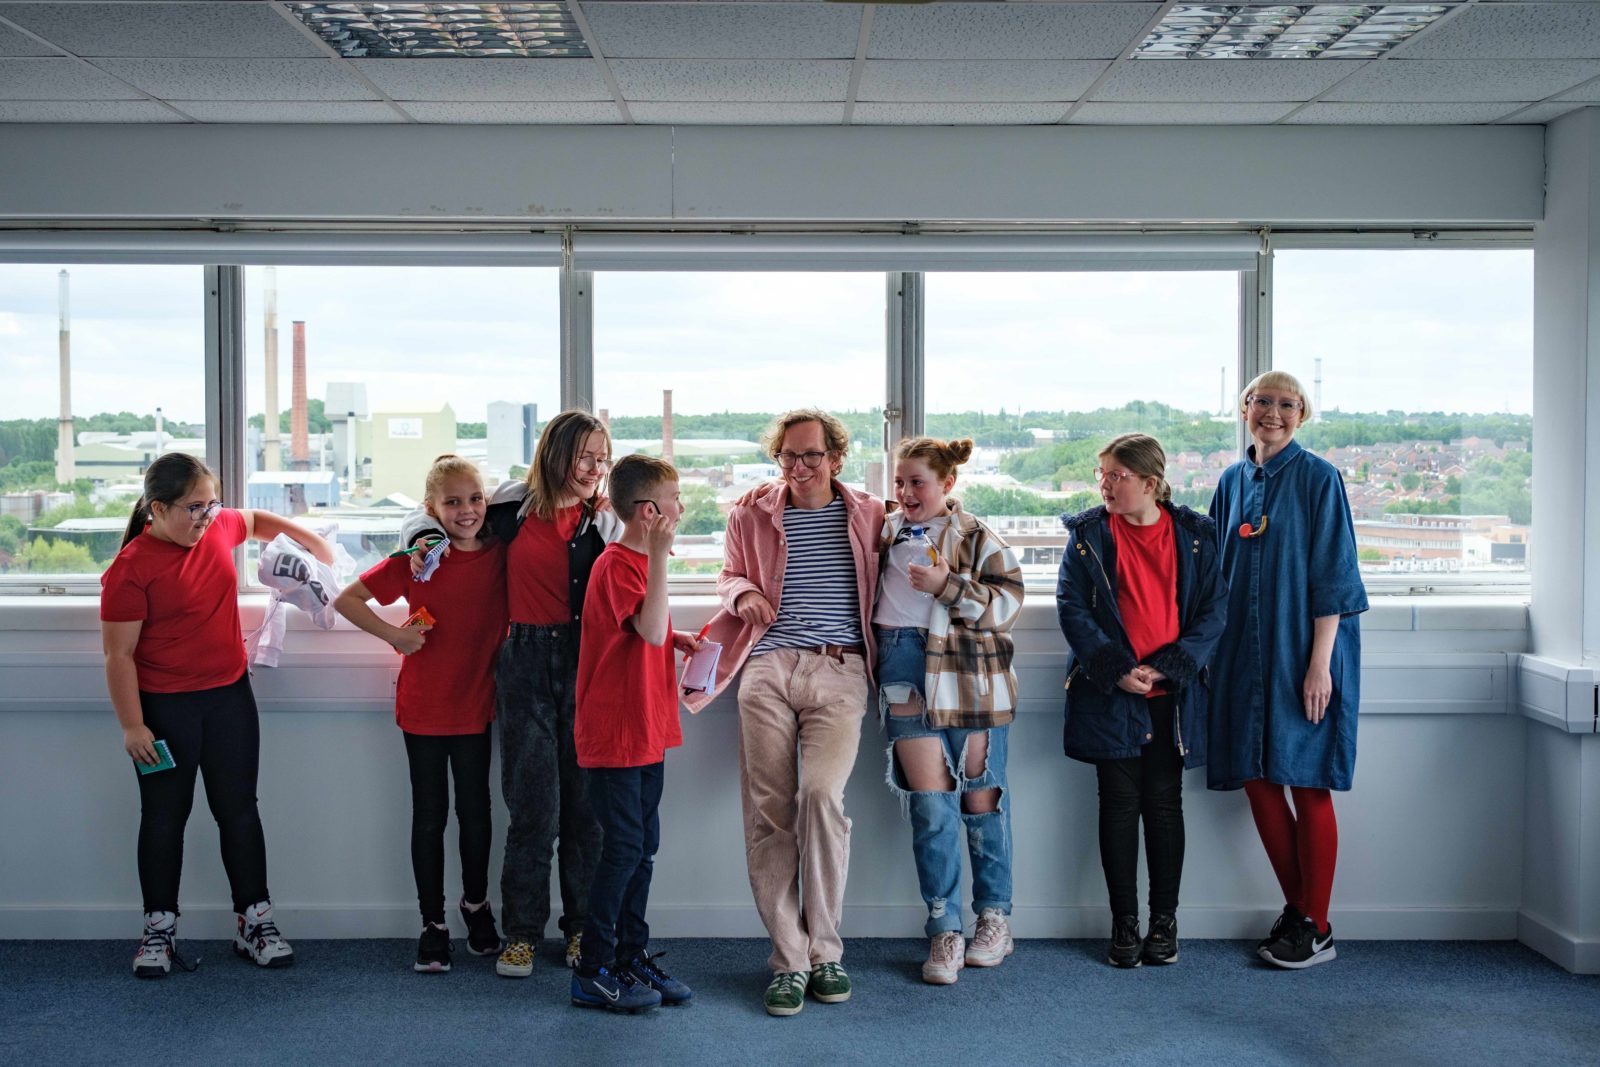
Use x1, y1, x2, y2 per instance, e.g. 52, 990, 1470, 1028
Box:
685, 408, 883, 1017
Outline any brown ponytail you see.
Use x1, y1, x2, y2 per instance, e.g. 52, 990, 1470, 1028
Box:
121, 452, 218, 548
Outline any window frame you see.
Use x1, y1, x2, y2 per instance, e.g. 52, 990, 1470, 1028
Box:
0, 226, 1533, 598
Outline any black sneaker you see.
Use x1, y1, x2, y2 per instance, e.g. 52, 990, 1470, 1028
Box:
1257, 903, 1306, 952
415, 923, 452, 973
624, 950, 694, 1006
1107, 914, 1142, 969
1260, 918, 1336, 969
1142, 913, 1179, 965
459, 898, 502, 957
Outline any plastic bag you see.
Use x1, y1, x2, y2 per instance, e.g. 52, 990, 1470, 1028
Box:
247, 523, 355, 667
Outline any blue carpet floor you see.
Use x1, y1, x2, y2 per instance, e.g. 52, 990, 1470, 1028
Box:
1, 938, 1595, 1066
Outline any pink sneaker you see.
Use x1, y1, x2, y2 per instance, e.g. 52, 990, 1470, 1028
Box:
922, 931, 965, 985
966, 908, 1015, 967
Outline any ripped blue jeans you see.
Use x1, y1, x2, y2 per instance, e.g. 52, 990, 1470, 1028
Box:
878, 626, 1014, 937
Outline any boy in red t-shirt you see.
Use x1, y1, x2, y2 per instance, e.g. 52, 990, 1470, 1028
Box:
569, 455, 700, 1013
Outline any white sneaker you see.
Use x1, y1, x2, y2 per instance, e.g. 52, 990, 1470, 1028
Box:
965, 908, 1015, 967
133, 911, 177, 978
234, 900, 295, 968
922, 930, 965, 985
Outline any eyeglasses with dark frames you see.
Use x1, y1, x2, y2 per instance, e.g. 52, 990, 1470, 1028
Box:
775, 450, 832, 470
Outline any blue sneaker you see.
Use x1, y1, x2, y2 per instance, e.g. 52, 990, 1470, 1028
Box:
571, 964, 661, 1013
624, 950, 694, 1006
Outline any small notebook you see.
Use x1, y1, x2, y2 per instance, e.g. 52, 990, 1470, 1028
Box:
136, 739, 176, 776
680, 640, 722, 695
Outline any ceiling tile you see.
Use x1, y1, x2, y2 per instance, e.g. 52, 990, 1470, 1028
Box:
1553, 77, 1600, 102
1, 3, 326, 59
1070, 101, 1297, 124
611, 59, 851, 101
174, 100, 405, 123
582, 3, 861, 59
0, 98, 179, 121
92, 58, 376, 101
401, 101, 625, 124
851, 102, 1071, 125
0, 56, 138, 98
1095, 59, 1355, 102
858, 60, 1107, 102
1398, 4, 1600, 60
350, 58, 609, 102
1325, 59, 1600, 102
1496, 100, 1585, 124
868, 4, 1161, 61
1286, 101, 1529, 124
0, 22, 56, 57
631, 101, 845, 124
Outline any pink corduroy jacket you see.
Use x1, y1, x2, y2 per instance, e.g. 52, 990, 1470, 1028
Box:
684, 479, 884, 713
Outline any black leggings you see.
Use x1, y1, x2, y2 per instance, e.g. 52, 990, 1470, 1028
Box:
403, 728, 493, 926
135, 672, 270, 916
1094, 694, 1186, 918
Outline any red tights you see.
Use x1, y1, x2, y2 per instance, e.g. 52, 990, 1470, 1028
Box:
1242, 780, 1338, 931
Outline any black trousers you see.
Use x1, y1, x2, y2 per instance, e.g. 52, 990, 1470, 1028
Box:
578, 761, 664, 974
1094, 694, 1186, 918
135, 672, 270, 916
494, 622, 603, 942
402, 728, 493, 926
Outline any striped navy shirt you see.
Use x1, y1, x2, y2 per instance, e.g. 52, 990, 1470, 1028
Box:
752, 495, 862, 655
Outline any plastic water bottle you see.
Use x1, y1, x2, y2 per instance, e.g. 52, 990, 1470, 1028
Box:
908, 525, 937, 599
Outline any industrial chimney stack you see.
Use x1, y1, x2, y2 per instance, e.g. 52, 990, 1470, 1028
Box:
291, 320, 310, 470
263, 267, 281, 471
1314, 357, 1323, 424
56, 270, 75, 485
662, 389, 674, 465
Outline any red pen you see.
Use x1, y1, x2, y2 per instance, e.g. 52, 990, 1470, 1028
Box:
694, 623, 712, 642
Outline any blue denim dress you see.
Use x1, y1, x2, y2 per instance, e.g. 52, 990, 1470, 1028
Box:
1206, 439, 1369, 792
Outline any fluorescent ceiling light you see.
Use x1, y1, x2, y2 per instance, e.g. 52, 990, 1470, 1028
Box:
285, 2, 590, 58
1134, 4, 1450, 59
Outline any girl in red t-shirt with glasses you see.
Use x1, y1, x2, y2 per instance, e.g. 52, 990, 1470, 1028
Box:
101, 452, 332, 979
336, 454, 510, 974
1056, 433, 1228, 969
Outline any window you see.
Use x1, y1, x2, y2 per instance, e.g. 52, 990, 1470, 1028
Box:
240, 266, 559, 575
592, 272, 888, 577
1274, 249, 1533, 594
0, 265, 205, 584
924, 271, 1241, 584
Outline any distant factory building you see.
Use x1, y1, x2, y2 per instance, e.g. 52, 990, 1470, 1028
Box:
247, 470, 341, 513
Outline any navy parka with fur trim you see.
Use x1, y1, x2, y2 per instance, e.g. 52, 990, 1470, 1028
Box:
1055, 503, 1228, 769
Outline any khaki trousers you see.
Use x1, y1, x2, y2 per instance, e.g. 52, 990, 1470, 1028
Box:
737, 648, 869, 975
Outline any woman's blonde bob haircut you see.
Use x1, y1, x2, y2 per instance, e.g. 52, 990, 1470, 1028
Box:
1240, 370, 1312, 422
1098, 432, 1172, 504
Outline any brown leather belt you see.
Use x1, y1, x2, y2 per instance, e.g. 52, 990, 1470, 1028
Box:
802, 644, 864, 663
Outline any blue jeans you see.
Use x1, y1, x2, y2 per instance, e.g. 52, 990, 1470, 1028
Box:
877, 627, 1013, 937
578, 761, 663, 973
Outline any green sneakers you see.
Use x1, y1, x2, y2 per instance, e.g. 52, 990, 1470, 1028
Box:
809, 961, 852, 1003
764, 971, 808, 1017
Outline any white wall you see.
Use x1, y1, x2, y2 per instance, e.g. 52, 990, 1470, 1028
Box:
0, 124, 1543, 225
0, 596, 1527, 943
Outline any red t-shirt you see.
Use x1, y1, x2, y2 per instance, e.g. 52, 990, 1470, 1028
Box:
360, 541, 508, 735
100, 507, 249, 693
507, 504, 582, 625
575, 544, 682, 769
1110, 509, 1180, 698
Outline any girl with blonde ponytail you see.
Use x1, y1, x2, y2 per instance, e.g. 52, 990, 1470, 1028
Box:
874, 436, 1026, 984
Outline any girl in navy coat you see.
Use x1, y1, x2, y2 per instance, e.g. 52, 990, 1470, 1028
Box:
1207, 371, 1368, 970
1057, 434, 1227, 968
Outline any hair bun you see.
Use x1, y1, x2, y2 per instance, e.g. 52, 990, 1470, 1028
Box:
948, 438, 975, 464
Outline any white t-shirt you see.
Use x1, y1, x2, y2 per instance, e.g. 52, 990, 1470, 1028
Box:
874, 516, 950, 629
